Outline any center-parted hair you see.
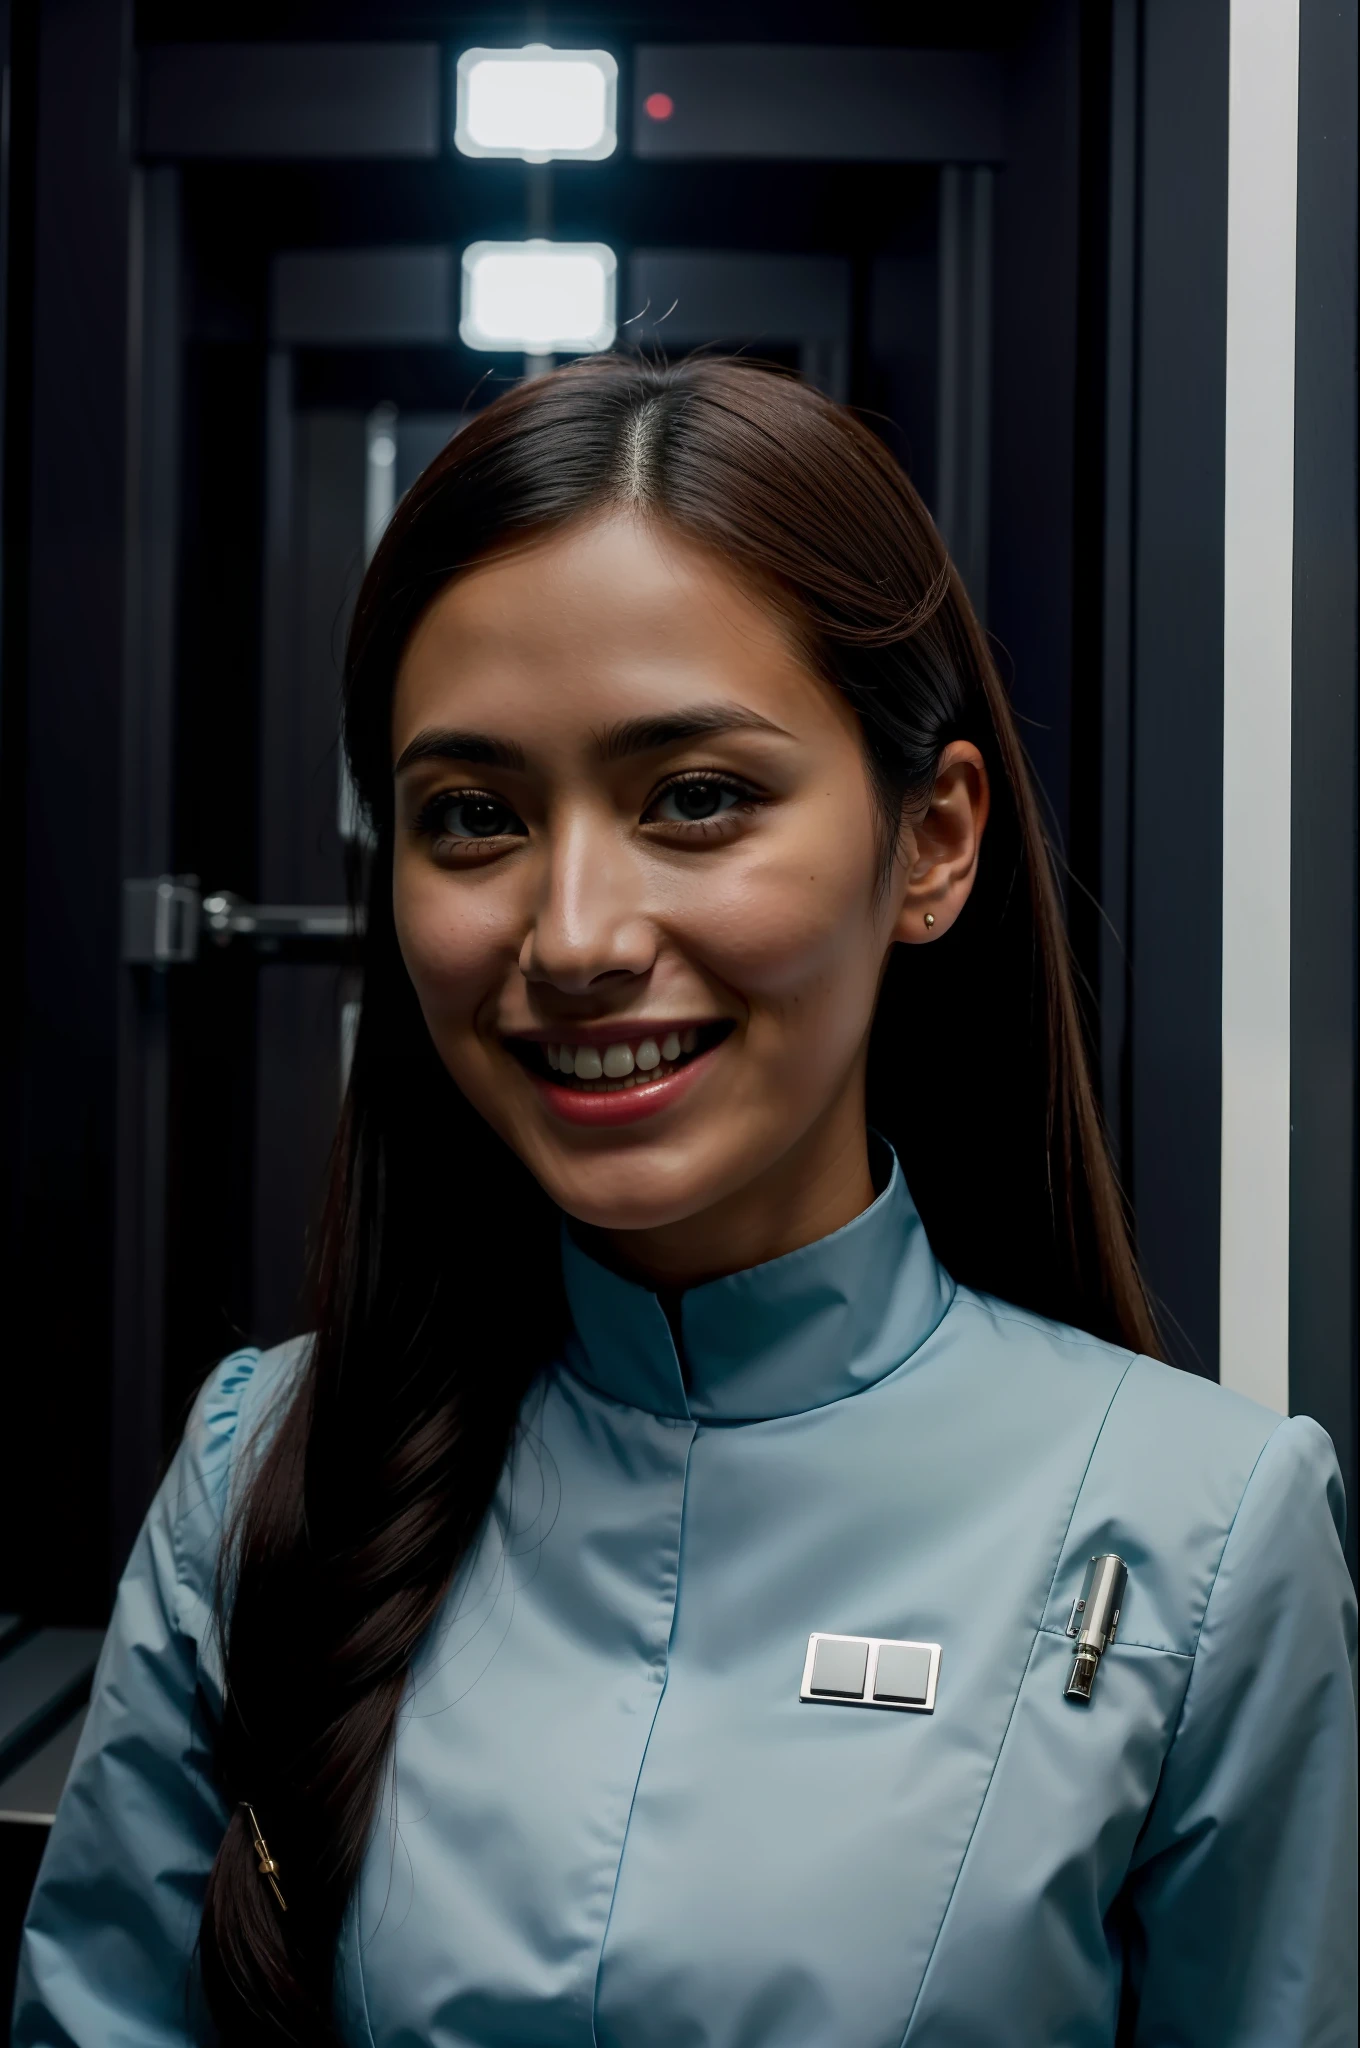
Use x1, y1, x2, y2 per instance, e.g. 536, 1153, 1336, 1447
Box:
200, 356, 1158, 2043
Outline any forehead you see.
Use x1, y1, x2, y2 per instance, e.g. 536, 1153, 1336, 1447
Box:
390, 513, 852, 754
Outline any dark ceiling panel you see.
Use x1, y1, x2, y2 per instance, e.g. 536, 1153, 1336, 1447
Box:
271, 246, 454, 344
633, 46, 1005, 161
133, 4, 1031, 46
627, 250, 851, 343
140, 42, 441, 159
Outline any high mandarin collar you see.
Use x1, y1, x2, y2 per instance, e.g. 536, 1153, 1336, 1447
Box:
558, 1144, 954, 1424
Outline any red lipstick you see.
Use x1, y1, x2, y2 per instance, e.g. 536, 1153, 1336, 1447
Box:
527, 1035, 725, 1128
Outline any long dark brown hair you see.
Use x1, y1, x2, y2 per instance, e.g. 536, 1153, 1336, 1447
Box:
199, 355, 1158, 2041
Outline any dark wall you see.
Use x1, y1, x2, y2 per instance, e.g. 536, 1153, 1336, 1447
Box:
1289, 0, 1359, 1577
1, 0, 134, 1623
1125, 0, 1230, 1377
987, 0, 1082, 858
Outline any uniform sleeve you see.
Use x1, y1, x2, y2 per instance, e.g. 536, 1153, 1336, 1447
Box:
1119, 1414, 1358, 2048
11, 1349, 267, 2048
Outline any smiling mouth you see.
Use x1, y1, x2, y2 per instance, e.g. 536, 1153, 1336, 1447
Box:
509, 1021, 734, 1093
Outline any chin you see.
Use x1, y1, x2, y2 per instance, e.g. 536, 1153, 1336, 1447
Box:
530, 1139, 753, 1237
453, 1046, 800, 1240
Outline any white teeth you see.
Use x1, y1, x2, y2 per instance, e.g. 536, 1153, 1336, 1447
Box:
542, 1029, 711, 1085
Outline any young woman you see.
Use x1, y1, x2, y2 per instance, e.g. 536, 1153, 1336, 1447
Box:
15, 358, 1355, 2047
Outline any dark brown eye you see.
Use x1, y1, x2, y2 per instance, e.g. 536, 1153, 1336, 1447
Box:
650, 777, 750, 825
433, 795, 520, 839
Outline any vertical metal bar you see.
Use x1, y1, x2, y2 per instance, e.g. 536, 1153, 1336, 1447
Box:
363, 401, 397, 565
252, 349, 297, 1349
254, 407, 359, 1345
1097, 0, 1140, 1169
522, 159, 554, 383
935, 165, 961, 558
259, 349, 296, 899
936, 164, 992, 616
1288, 0, 1357, 1573
1127, 0, 1230, 1378
1218, 0, 1299, 1411
963, 167, 993, 620
339, 403, 395, 843
112, 164, 182, 1576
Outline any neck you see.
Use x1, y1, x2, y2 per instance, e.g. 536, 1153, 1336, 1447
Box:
596, 1095, 878, 1293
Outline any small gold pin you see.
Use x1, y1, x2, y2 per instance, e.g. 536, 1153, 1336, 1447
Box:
243, 1803, 288, 1912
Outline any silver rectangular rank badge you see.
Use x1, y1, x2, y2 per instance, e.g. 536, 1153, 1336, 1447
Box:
799, 1632, 941, 1713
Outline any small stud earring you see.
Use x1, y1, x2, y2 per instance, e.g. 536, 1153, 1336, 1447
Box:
923, 913, 936, 930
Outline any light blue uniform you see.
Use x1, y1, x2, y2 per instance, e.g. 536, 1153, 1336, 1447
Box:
14, 1151, 1358, 2045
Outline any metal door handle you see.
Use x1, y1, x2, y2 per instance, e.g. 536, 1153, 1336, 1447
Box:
123, 876, 362, 963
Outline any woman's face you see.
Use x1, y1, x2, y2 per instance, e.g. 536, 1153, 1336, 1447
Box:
391, 513, 985, 1279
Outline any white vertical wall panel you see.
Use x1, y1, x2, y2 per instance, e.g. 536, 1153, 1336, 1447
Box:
1219, 0, 1300, 1411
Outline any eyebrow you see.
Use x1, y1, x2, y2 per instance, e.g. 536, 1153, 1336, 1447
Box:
393, 702, 792, 777
394, 728, 527, 775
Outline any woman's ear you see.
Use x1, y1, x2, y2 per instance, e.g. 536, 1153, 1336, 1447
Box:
891, 740, 990, 945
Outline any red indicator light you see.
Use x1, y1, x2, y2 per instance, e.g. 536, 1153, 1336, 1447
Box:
644, 92, 674, 121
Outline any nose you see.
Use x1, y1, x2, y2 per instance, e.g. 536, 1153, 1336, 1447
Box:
518, 813, 657, 994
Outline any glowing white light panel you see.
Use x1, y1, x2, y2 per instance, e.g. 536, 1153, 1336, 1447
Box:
455, 45, 618, 163
460, 240, 617, 354
1219, 0, 1299, 1414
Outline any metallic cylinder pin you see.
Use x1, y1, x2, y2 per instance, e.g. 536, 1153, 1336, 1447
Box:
1064, 1553, 1128, 1702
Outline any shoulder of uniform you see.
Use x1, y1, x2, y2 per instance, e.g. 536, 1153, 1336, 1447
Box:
183, 1336, 309, 1496
944, 1296, 1303, 1652
950, 1289, 1285, 1454
948, 1285, 1136, 1376
1040, 1352, 1291, 1653
1111, 1349, 1283, 1470
169, 1336, 311, 1615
